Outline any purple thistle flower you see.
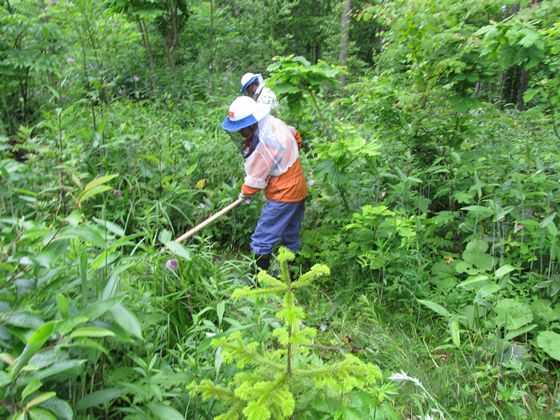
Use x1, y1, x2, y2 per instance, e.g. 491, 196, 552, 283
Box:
166, 259, 179, 272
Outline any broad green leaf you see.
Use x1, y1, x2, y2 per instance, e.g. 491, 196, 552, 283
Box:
495, 265, 515, 279
101, 273, 122, 300
215, 346, 223, 377
39, 397, 73, 420
82, 174, 118, 193
64, 210, 82, 227
54, 225, 106, 248
76, 387, 126, 411
0, 370, 11, 387
464, 239, 488, 254
165, 241, 191, 260
148, 403, 184, 420
26, 392, 56, 409
462, 240, 493, 271
535, 331, 560, 361
34, 360, 86, 380
70, 327, 115, 339
57, 316, 89, 336
540, 213, 556, 228
216, 302, 225, 326
417, 299, 450, 318
505, 324, 537, 340
79, 185, 113, 204
22, 378, 43, 400
457, 275, 490, 289
81, 297, 123, 320
110, 303, 142, 339
5, 313, 44, 329
474, 283, 502, 302
28, 407, 57, 420
11, 322, 55, 379
531, 299, 560, 325
494, 299, 533, 331
13, 412, 26, 420
93, 217, 125, 237
547, 222, 558, 237
56, 295, 69, 319
159, 230, 172, 244
461, 205, 494, 220
61, 338, 109, 355
449, 318, 460, 348
90, 250, 119, 271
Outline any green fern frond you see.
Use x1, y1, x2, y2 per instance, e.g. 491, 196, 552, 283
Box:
218, 338, 284, 371
232, 285, 287, 299
301, 355, 382, 393
189, 379, 237, 402
291, 264, 330, 289
257, 271, 287, 288
290, 325, 317, 346
276, 292, 305, 324
272, 324, 316, 347
276, 247, 295, 263
244, 400, 272, 420
215, 401, 245, 420
236, 375, 293, 420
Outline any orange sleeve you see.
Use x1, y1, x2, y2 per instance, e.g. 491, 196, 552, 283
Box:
294, 130, 303, 149
241, 183, 260, 196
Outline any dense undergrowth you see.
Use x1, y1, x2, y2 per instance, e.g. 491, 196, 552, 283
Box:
2, 0, 560, 418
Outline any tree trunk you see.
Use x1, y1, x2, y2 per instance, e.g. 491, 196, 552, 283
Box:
338, 0, 351, 87
499, 3, 529, 110
137, 18, 158, 94
165, 0, 179, 69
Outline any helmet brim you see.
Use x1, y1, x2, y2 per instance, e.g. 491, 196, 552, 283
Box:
222, 114, 257, 132
240, 75, 259, 93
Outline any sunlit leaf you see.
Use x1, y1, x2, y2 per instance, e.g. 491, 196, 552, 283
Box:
110, 303, 142, 339
536, 331, 560, 361
417, 299, 450, 318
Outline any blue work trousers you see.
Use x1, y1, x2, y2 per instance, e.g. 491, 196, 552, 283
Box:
251, 200, 305, 256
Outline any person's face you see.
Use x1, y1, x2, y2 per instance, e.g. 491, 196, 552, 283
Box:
247, 83, 258, 95
239, 124, 256, 140
228, 123, 256, 144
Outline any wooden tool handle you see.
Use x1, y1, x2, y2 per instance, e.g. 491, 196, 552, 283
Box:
173, 197, 245, 243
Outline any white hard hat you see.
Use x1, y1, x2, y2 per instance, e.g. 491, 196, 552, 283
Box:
222, 96, 270, 132
240, 72, 259, 92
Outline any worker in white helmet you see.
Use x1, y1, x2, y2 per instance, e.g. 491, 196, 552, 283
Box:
240, 72, 278, 112
222, 96, 306, 271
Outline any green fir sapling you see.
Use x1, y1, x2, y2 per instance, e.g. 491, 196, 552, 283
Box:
189, 247, 385, 420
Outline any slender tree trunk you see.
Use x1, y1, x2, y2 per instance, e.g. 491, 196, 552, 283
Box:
137, 18, 158, 94
516, 68, 529, 110
338, 0, 351, 87
165, 0, 179, 69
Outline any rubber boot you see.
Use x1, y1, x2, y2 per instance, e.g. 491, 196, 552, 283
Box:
255, 254, 271, 271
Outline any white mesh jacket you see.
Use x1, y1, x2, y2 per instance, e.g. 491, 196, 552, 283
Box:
254, 84, 278, 111
243, 114, 299, 190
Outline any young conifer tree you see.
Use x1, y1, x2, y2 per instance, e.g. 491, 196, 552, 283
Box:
190, 247, 384, 419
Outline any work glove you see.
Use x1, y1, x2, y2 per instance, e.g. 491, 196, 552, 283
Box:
238, 192, 253, 204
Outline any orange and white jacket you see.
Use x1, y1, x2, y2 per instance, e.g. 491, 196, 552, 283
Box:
241, 115, 307, 203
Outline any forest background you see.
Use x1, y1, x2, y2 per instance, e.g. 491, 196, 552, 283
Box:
1, 0, 560, 418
